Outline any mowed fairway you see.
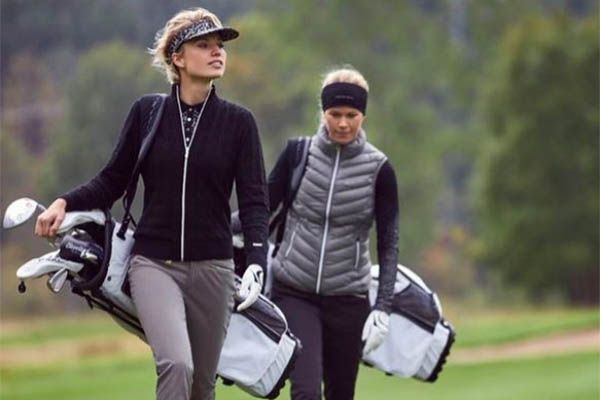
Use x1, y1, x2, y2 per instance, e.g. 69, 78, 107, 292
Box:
0, 351, 598, 400
1, 308, 598, 399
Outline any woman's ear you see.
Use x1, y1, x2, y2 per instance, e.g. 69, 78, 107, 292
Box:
172, 51, 185, 69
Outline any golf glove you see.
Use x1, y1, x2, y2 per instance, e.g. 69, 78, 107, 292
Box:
361, 310, 390, 355
236, 264, 263, 311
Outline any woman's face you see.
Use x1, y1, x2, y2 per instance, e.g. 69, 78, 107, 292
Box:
323, 106, 365, 145
173, 34, 227, 81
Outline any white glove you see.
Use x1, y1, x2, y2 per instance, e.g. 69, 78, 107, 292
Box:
361, 310, 390, 355
236, 264, 264, 311
232, 234, 244, 249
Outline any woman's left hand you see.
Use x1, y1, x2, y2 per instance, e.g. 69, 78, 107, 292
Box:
361, 310, 390, 355
236, 264, 264, 311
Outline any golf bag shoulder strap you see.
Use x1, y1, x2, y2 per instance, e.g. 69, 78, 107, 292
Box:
117, 94, 168, 239
270, 136, 311, 253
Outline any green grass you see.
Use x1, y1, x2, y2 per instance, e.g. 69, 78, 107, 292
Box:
1, 307, 598, 399
1, 352, 598, 400
450, 307, 600, 348
0, 312, 125, 348
3, 307, 597, 349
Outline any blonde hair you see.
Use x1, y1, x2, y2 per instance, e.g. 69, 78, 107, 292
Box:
319, 66, 369, 123
321, 66, 369, 92
149, 8, 225, 83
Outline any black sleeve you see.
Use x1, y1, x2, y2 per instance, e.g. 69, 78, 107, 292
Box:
235, 111, 269, 270
374, 160, 399, 313
61, 99, 142, 211
267, 142, 294, 214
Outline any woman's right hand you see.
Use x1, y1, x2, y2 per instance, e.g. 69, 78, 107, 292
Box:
35, 198, 67, 238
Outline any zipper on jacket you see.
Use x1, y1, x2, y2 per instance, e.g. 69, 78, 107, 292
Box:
284, 217, 303, 258
176, 85, 210, 261
180, 147, 190, 260
316, 146, 341, 294
353, 239, 360, 270
284, 225, 298, 258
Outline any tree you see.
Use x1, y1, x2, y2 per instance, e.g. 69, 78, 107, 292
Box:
40, 41, 166, 206
475, 14, 599, 304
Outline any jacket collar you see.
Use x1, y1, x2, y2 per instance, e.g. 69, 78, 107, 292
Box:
169, 83, 218, 107
314, 124, 366, 160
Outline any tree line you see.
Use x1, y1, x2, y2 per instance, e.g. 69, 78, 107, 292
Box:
1, 0, 597, 312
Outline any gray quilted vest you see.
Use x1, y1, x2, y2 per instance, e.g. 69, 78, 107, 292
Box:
271, 125, 387, 295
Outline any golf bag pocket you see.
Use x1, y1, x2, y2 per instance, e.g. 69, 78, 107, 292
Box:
99, 223, 135, 311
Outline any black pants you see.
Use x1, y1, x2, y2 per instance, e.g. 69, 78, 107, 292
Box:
271, 283, 371, 400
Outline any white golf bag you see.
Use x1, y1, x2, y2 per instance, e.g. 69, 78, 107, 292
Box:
363, 264, 455, 382
6, 201, 300, 399
234, 232, 455, 383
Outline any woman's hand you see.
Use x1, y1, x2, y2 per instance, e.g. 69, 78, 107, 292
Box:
361, 310, 390, 355
236, 264, 264, 311
35, 198, 67, 238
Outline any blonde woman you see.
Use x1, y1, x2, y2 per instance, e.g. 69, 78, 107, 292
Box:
268, 67, 399, 399
35, 7, 268, 400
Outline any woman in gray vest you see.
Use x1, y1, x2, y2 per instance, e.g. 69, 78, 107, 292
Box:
268, 67, 399, 400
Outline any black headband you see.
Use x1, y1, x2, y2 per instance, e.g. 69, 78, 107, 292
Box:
321, 82, 368, 115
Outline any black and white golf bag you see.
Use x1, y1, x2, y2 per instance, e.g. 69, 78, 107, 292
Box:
363, 264, 455, 382
14, 208, 301, 399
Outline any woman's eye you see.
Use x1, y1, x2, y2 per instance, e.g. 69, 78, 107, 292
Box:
218, 42, 225, 49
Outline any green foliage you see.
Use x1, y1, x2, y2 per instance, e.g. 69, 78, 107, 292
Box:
3, 0, 600, 309
40, 41, 167, 201
476, 14, 599, 304
0, 131, 34, 208
222, 1, 461, 262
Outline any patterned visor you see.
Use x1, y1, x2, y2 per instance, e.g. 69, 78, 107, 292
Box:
166, 18, 239, 60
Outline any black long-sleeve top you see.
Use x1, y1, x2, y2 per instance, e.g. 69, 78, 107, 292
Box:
268, 141, 399, 312
61, 84, 269, 268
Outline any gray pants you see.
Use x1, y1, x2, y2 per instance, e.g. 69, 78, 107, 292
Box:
128, 254, 235, 400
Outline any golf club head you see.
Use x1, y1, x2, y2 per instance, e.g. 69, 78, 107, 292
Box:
3, 198, 44, 229
47, 268, 69, 293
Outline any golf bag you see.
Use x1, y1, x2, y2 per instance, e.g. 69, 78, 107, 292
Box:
363, 264, 455, 382
12, 207, 300, 399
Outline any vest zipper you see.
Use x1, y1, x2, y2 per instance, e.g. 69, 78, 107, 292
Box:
176, 85, 210, 261
284, 224, 298, 257
316, 146, 341, 294
353, 240, 360, 270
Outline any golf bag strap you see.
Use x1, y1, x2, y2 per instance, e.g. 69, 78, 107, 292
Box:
117, 94, 167, 239
270, 136, 311, 255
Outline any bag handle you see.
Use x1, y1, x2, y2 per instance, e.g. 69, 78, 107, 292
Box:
270, 136, 311, 255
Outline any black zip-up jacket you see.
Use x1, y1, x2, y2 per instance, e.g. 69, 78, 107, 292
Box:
62, 84, 269, 269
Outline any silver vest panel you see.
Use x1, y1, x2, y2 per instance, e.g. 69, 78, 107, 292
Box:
272, 126, 387, 295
